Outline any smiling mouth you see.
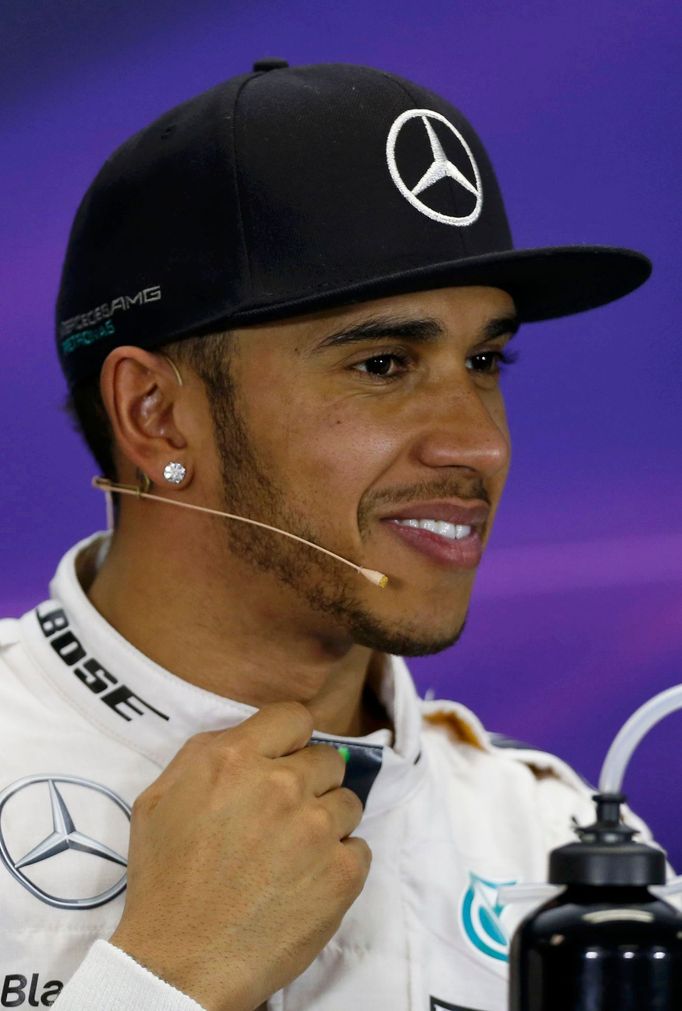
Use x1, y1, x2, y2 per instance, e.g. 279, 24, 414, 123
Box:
377, 500, 489, 570
381, 519, 483, 569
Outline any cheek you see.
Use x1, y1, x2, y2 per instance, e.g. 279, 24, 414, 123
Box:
306, 413, 400, 495
263, 396, 402, 509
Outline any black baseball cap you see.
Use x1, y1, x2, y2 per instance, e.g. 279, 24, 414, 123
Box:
56, 60, 651, 387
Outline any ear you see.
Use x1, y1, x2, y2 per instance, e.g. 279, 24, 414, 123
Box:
99, 346, 192, 487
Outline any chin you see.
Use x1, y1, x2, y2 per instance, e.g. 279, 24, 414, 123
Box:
348, 611, 469, 658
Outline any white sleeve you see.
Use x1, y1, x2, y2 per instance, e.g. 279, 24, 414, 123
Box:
55, 939, 206, 1010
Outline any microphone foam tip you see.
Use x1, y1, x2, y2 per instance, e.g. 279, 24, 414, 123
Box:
360, 567, 389, 589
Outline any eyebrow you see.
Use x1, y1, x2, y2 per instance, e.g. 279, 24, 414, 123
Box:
312, 312, 520, 351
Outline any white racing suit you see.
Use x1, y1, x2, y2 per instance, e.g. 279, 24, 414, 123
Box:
0, 533, 655, 1011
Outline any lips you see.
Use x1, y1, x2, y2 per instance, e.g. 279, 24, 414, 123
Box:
378, 499, 489, 570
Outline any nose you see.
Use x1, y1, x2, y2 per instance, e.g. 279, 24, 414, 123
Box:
410, 379, 510, 480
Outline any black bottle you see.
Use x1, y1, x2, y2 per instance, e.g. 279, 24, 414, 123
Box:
509, 793, 682, 1011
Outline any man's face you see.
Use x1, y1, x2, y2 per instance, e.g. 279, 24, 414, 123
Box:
207, 285, 516, 656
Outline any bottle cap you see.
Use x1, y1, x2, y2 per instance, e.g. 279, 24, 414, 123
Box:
549, 793, 667, 886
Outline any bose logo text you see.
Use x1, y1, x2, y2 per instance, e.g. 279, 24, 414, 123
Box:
36, 608, 169, 724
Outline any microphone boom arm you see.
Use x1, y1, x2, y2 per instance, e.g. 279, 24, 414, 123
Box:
92, 476, 389, 589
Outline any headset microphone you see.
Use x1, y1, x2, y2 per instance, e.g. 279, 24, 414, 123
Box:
92, 477, 389, 588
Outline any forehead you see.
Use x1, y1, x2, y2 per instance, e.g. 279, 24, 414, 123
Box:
233, 285, 517, 350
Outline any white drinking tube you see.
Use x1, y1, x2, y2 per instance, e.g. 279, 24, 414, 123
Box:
598, 684, 682, 900
499, 684, 682, 906
598, 684, 682, 794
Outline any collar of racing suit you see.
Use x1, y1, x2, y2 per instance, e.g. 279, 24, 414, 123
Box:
19, 532, 494, 819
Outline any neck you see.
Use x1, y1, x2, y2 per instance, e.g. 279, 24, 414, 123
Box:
83, 511, 393, 739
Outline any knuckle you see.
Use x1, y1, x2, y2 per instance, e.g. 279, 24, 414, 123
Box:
307, 804, 335, 842
212, 740, 243, 770
338, 787, 364, 825
268, 765, 305, 806
205, 740, 246, 787
215, 736, 246, 764
357, 837, 373, 868
177, 730, 214, 757
189, 730, 217, 747
335, 840, 371, 893
274, 700, 314, 737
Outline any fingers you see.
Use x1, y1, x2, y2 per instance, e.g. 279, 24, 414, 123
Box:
141, 703, 314, 802
224, 701, 314, 758
316, 786, 364, 841
288, 742, 347, 797
152, 705, 354, 817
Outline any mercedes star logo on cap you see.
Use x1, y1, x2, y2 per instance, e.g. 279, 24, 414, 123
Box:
386, 108, 483, 226
0, 774, 130, 910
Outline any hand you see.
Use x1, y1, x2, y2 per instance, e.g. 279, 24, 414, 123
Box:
110, 702, 371, 1011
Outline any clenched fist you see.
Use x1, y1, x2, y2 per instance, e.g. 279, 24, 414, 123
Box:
110, 702, 371, 1011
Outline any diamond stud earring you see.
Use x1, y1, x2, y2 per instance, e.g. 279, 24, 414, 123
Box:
163, 461, 187, 485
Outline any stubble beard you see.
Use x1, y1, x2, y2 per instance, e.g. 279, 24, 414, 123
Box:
208, 377, 468, 657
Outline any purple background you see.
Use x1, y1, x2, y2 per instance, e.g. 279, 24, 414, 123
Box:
2, 1, 681, 865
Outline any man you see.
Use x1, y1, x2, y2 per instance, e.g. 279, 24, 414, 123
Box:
0, 61, 654, 1011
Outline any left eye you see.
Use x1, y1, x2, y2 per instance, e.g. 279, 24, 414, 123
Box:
466, 350, 517, 374
353, 354, 406, 377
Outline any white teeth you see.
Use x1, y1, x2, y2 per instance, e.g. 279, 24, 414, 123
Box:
394, 519, 472, 540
